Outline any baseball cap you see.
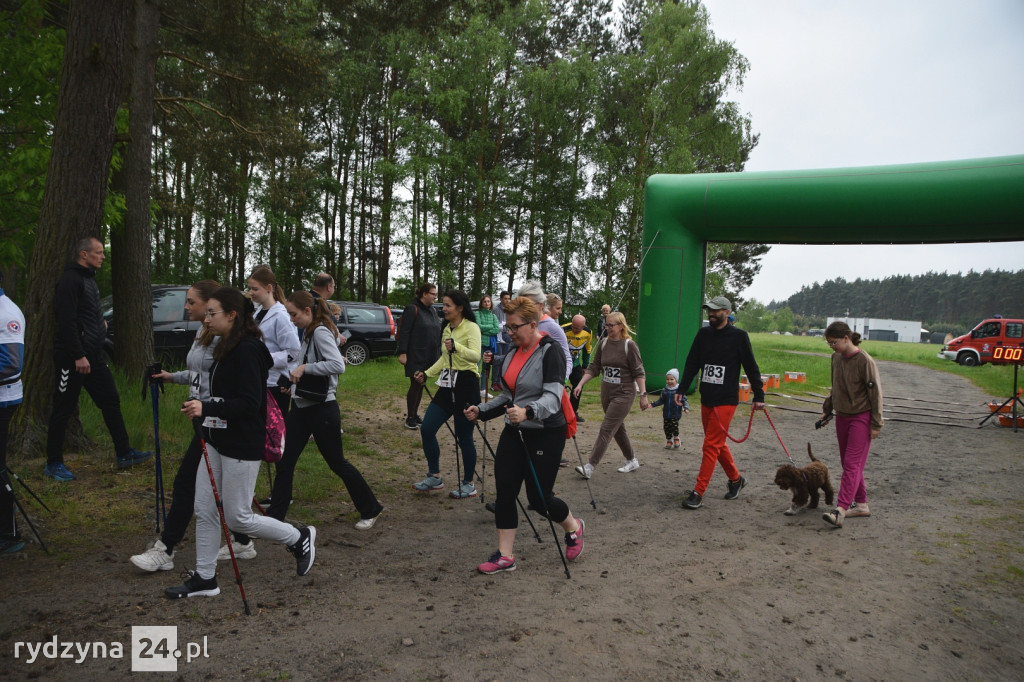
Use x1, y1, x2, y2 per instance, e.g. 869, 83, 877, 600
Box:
703, 296, 732, 311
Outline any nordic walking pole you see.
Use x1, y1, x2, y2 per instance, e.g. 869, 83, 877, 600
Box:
447, 345, 463, 495
514, 425, 571, 579
143, 364, 167, 533
471, 418, 542, 543
150, 377, 166, 532
0, 469, 49, 554
571, 435, 597, 510
3, 467, 52, 515
192, 417, 251, 616
480, 362, 489, 504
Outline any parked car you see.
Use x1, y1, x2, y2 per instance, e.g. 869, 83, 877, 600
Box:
939, 317, 1024, 366
329, 300, 397, 366
101, 285, 198, 366
102, 287, 398, 368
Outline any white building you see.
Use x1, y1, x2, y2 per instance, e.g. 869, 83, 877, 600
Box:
826, 317, 923, 343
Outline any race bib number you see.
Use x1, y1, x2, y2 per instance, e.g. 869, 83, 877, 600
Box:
436, 368, 459, 388
702, 364, 725, 385
188, 371, 201, 400
602, 367, 622, 384
202, 416, 227, 429
201, 397, 226, 428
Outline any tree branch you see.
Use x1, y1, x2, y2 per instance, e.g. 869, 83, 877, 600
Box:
155, 95, 263, 138
160, 50, 250, 82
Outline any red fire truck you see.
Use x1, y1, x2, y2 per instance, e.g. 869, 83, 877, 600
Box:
939, 318, 1024, 366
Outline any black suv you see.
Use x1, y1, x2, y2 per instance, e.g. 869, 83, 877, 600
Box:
329, 300, 397, 365
101, 285, 198, 366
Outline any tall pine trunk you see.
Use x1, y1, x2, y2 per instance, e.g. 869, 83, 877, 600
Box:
111, 0, 161, 378
17, 0, 129, 456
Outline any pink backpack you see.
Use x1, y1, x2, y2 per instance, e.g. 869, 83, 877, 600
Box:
264, 389, 285, 463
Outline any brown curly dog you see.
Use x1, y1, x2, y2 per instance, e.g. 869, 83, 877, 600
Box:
774, 444, 835, 515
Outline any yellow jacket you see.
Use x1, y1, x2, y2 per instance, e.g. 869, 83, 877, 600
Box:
425, 320, 481, 377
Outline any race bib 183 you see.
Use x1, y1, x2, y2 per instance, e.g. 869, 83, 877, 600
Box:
702, 364, 725, 385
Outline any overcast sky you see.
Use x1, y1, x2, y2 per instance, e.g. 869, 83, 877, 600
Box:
697, 0, 1024, 305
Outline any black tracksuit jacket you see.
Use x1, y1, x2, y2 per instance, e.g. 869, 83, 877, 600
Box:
53, 262, 106, 360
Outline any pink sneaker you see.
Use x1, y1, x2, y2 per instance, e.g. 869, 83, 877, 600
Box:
478, 551, 516, 574
564, 518, 585, 561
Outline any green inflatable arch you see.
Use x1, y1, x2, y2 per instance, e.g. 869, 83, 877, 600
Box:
637, 154, 1024, 388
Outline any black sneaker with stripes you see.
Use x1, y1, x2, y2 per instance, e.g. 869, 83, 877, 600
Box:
289, 525, 316, 576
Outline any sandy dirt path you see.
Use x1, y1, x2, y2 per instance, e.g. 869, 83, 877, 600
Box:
2, 360, 1022, 680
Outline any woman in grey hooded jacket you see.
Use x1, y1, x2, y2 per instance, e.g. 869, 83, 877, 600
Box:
465, 297, 584, 574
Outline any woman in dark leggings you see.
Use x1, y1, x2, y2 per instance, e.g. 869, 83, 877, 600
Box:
269, 292, 384, 530
464, 296, 584, 574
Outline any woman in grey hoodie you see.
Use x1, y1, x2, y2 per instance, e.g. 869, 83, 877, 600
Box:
269, 291, 383, 531
465, 297, 584, 574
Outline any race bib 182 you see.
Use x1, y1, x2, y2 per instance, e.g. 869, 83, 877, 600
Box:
602, 367, 622, 384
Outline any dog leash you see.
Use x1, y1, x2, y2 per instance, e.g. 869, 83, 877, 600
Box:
762, 408, 795, 465
713, 407, 795, 465
713, 409, 755, 444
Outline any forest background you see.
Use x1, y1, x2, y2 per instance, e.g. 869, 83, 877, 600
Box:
2, 0, 769, 452
1, 0, 765, 315
752, 269, 1024, 338
2, 0, 1018, 452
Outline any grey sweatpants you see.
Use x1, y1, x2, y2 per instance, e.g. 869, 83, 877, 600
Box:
194, 443, 300, 580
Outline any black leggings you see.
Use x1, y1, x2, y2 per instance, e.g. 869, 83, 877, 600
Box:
1, 404, 17, 537
568, 366, 584, 415
406, 377, 425, 420
492, 425, 568, 530
268, 385, 291, 418
268, 400, 382, 521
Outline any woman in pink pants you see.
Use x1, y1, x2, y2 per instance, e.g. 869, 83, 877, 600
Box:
820, 321, 883, 528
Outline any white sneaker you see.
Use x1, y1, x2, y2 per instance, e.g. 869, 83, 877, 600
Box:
845, 502, 871, 517
617, 458, 640, 473
130, 539, 174, 572
822, 507, 845, 528
575, 462, 594, 479
355, 509, 382, 530
217, 539, 257, 561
